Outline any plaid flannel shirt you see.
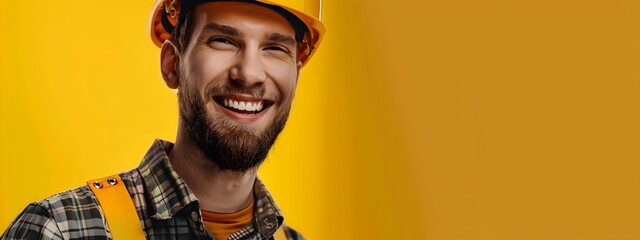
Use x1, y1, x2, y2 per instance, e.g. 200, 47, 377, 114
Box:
1, 139, 303, 240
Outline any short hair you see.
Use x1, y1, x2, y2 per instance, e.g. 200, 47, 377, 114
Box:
170, 10, 193, 53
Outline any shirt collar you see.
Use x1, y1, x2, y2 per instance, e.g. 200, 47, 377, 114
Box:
137, 139, 197, 220
253, 177, 285, 237
137, 139, 285, 235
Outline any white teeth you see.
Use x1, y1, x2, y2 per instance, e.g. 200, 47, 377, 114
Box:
221, 98, 264, 112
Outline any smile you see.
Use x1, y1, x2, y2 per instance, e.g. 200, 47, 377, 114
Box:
213, 96, 272, 114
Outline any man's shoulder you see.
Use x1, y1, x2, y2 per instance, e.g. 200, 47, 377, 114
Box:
1, 184, 101, 239
41, 168, 140, 217
1, 169, 140, 240
42, 184, 99, 212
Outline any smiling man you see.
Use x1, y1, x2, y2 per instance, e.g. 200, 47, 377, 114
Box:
1, 0, 324, 239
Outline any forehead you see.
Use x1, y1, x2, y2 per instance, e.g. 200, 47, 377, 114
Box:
191, 1, 295, 37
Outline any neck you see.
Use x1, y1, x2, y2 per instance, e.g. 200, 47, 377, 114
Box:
169, 124, 256, 213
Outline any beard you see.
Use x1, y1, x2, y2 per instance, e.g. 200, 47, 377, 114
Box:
177, 75, 291, 173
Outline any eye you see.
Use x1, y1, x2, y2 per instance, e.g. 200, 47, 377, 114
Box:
207, 37, 237, 47
264, 45, 288, 53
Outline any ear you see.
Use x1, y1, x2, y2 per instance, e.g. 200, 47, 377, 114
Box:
160, 40, 180, 89
296, 61, 302, 80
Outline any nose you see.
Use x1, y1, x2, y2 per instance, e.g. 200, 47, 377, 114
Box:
229, 48, 267, 86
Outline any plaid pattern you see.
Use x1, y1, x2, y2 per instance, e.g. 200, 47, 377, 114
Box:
2, 139, 304, 240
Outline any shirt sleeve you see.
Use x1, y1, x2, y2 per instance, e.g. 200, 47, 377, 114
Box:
1, 202, 64, 240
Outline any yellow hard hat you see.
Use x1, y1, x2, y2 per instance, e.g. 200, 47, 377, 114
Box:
150, 0, 325, 65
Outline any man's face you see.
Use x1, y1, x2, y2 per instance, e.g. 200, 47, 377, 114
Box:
175, 1, 300, 172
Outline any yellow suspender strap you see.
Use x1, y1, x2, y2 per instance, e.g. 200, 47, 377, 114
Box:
87, 174, 146, 239
87, 174, 287, 239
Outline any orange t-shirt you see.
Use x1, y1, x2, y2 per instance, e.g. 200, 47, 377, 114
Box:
201, 199, 254, 240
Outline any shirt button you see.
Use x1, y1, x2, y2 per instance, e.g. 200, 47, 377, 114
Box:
191, 211, 198, 221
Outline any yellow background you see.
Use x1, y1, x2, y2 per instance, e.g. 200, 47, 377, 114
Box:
1, 0, 639, 239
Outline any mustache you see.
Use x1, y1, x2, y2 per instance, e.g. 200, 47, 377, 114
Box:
204, 81, 278, 101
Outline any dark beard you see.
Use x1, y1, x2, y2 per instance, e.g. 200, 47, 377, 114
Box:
178, 80, 290, 173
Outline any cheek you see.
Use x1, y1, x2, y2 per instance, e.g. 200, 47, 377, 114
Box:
267, 64, 298, 101
190, 54, 232, 96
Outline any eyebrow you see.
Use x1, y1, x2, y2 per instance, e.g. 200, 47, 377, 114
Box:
267, 32, 297, 48
201, 23, 241, 37
199, 22, 296, 47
